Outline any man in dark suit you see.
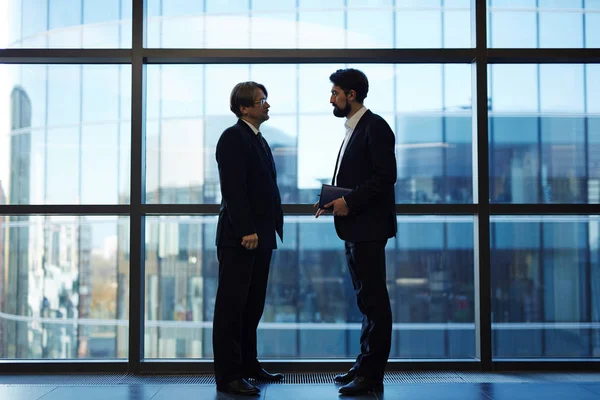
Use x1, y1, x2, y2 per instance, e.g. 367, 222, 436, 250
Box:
315, 68, 397, 396
213, 81, 284, 395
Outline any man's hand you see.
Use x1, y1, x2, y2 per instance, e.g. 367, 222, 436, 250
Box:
322, 197, 350, 217
314, 200, 330, 218
313, 201, 331, 218
241, 233, 259, 250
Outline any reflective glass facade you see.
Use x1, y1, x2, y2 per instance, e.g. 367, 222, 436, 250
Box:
0, 0, 598, 365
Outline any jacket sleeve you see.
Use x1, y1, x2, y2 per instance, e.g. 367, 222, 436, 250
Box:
343, 117, 397, 213
216, 130, 255, 238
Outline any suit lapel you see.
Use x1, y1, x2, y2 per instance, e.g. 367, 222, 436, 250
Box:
344, 110, 371, 155
259, 136, 277, 179
335, 110, 372, 180
331, 142, 344, 185
237, 120, 277, 180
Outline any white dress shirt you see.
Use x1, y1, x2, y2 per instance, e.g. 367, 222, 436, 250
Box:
241, 118, 260, 136
334, 106, 368, 185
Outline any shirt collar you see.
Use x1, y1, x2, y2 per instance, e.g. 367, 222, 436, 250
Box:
344, 106, 368, 131
241, 118, 260, 135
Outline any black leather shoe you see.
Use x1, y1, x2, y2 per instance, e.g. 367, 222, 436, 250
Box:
339, 376, 384, 396
216, 378, 260, 395
247, 367, 284, 382
334, 368, 357, 384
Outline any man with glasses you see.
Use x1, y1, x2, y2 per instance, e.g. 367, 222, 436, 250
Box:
316, 68, 397, 396
213, 81, 284, 395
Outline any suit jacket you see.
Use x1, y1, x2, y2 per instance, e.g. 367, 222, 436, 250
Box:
215, 119, 283, 249
332, 110, 397, 242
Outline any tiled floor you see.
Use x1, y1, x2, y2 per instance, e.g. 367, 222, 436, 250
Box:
1, 373, 600, 399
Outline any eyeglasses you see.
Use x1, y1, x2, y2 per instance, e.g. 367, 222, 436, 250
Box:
253, 98, 268, 106
331, 90, 350, 98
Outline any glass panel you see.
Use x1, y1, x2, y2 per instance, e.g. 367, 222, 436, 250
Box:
488, 0, 594, 48
489, 64, 598, 204
4, 0, 22, 48
491, 216, 600, 358
396, 64, 473, 204
586, 0, 600, 48
0, 216, 129, 359
145, 64, 472, 205
146, 1, 472, 48
2, 0, 131, 49
144, 215, 475, 359
0, 65, 131, 205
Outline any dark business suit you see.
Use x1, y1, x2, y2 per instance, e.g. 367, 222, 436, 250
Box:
213, 119, 283, 386
333, 109, 396, 381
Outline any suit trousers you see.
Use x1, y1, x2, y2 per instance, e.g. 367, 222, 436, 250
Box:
345, 239, 392, 381
212, 246, 273, 385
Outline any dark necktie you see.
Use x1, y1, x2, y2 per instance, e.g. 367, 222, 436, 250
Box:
257, 131, 269, 155
257, 132, 280, 205
257, 132, 274, 168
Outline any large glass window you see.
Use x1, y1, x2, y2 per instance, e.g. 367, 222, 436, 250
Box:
0, 216, 129, 359
1, 0, 598, 367
489, 64, 599, 204
146, 0, 472, 49
0, 65, 131, 205
144, 215, 475, 359
491, 216, 600, 358
145, 63, 472, 205
2, 0, 132, 49
488, 0, 596, 48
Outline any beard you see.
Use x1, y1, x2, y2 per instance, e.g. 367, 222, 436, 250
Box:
332, 101, 351, 118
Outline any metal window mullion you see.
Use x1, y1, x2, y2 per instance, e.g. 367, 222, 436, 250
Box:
140, 48, 477, 64
294, 57, 301, 358
582, 0, 593, 354
472, 0, 492, 371
128, 0, 147, 374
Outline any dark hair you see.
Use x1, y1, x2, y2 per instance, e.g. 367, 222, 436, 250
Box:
230, 81, 268, 118
329, 68, 369, 103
